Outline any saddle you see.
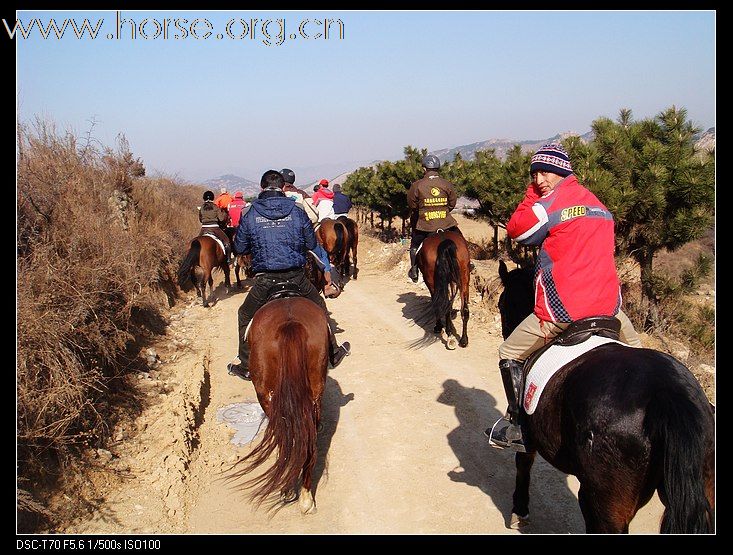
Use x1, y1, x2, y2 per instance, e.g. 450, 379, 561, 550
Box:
266, 281, 302, 303
523, 316, 621, 377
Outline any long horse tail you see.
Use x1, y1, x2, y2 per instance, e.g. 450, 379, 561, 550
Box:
334, 221, 346, 263
177, 238, 201, 285
239, 321, 317, 507
432, 236, 461, 319
646, 365, 715, 533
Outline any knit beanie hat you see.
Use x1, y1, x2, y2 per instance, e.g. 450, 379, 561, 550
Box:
530, 143, 573, 177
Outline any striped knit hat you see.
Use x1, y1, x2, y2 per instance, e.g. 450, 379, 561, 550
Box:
530, 143, 573, 177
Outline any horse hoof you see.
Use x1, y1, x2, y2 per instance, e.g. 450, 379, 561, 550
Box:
509, 512, 530, 529
446, 337, 458, 350
459, 339, 468, 348
299, 491, 316, 514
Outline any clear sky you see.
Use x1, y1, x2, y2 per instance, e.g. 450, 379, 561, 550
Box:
15, 9, 715, 183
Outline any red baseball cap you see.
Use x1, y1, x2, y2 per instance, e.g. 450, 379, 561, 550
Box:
319, 179, 329, 186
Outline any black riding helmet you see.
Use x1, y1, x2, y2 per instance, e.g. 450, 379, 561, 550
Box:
281, 168, 295, 184
422, 154, 441, 170
203, 190, 215, 201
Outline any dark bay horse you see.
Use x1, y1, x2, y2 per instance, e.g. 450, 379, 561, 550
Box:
336, 216, 359, 280
417, 230, 471, 349
177, 235, 231, 307
497, 260, 715, 533
231, 297, 329, 514
234, 253, 253, 288
316, 218, 350, 279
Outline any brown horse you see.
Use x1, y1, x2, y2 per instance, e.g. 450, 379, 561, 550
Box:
177, 235, 231, 307
316, 218, 350, 279
336, 216, 359, 280
231, 297, 329, 514
417, 230, 471, 349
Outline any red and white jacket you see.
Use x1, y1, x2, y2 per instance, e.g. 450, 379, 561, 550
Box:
507, 175, 621, 323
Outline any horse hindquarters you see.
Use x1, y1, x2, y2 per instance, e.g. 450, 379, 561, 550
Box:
238, 315, 324, 513
646, 369, 715, 533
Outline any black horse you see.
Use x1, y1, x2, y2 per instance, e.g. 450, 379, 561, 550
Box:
497, 260, 715, 533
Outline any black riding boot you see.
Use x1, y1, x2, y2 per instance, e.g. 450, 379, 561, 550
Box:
228, 340, 251, 381
330, 333, 351, 369
486, 359, 526, 452
408, 248, 419, 282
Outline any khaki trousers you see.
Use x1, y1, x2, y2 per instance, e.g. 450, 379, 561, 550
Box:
498, 310, 642, 361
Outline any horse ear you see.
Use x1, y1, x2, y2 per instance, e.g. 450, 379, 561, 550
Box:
499, 260, 509, 283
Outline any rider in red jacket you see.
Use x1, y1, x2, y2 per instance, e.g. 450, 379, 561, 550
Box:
487, 143, 641, 452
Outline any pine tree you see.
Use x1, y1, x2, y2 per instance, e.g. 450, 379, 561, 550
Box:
584, 107, 715, 327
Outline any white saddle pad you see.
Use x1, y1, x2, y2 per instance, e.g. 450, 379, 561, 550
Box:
523, 335, 626, 414
203, 233, 226, 257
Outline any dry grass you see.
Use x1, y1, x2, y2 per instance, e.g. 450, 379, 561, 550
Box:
16, 118, 203, 531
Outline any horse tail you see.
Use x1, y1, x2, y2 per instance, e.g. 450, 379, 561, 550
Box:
239, 321, 317, 507
334, 222, 346, 262
177, 239, 201, 285
432, 237, 460, 318
646, 367, 714, 533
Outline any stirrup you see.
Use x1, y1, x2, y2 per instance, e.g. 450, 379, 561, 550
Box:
227, 362, 251, 381
485, 418, 526, 453
324, 282, 341, 298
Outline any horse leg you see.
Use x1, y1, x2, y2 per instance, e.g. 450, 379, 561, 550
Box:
202, 269, 211, 307
445, 306, 458, 350
577, 481, 636, 533
510, 451, 535, 529
234, 262, 241, 288
351, 243, 358, 279
223, 260, 231, 292
459, 290, 469, 348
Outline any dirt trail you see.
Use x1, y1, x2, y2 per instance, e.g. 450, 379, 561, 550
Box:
61, 229, 665, 535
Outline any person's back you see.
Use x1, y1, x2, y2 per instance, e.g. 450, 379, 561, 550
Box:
198, 190, 231, 259
227, 191, 248, 229
406, 155, 460, 281
332, 183, 352, 217
312, 179, 335, 221
215, 187, 233, 210
228, 170, 350, 381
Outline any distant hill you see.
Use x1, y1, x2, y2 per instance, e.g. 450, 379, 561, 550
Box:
695, 127, 716, 152
204, 174, 260, 198
431, 131, 595, 163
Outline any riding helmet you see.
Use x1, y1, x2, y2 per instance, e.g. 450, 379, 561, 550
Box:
422, 154, 441, 170
281, 168, 296, 184
203, 190, 215, 201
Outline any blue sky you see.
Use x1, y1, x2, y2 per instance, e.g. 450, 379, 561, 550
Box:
15, 10, 715, 183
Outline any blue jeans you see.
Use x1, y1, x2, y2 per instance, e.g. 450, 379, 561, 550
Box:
313, 244, 331, 272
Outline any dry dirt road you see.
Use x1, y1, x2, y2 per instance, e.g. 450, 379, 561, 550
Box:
62, 228, 665, 536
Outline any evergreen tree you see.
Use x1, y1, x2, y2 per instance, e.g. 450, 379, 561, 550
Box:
585, 107, 715, 327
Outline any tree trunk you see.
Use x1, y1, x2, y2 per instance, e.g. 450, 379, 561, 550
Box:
492, 224, 499, 256
638, 249, 659, 330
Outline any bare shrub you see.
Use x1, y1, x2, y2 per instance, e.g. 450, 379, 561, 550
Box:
16, 118, 204, 531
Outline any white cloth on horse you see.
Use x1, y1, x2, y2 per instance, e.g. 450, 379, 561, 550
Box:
202, 232, 226, 257
334, 213, 348, 219
317, 199, 335, 222
523, 335, 628, 415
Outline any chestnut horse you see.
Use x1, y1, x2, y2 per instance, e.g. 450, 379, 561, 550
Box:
177, 235, 231, 307
417, 230, 471, 349
316, 218, 350, 280
336, 216, 359, 280
497, 260, 715, 533
231, 297, 329, 514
